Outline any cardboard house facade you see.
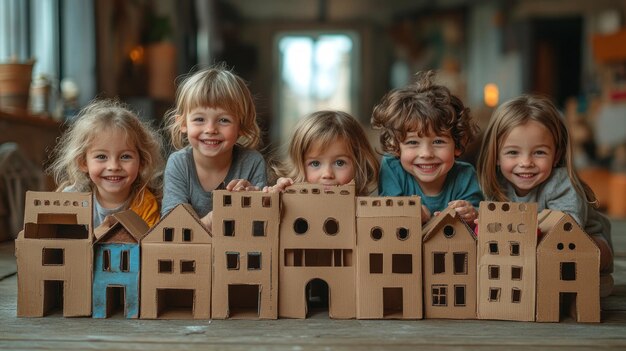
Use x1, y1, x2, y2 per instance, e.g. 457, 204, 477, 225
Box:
279, 183, 356, 319
16, 191, 93, 317
211, 190, 280, 319
356, 196, 423, 319
477, 202, 538, 321
422, 207, 477, 319
140, 204, 212, 319
92, 210, 149, 319
536, 210, 600, 323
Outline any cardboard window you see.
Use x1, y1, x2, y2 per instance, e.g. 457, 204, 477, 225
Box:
488, 265, 500, 279
557, 243, 564, 250
510, 242, 520, 256
369, 253, 383, 274
454, 285, 466, 306
453, 252, 467, 274
73, 201, 79, 206
304, 249, 332, 266
181, 260, 196, 273
488, 241, 499, 254
242, 196, 251, 208
158, 260, 173, 273
563, 221, 573, 231
569, 243, 576, 250
408, 200, 416, 206
487, 222, 502, 233
182, 228, 192, 242
370, 227, 383, 240
511, 266, 522, 280
432, 285, 447, 306
25, 221, 88, 239
120, 250, 129, 272
223, 195, 232, 206
163, 228, 174, 242
342, 249, 353, 266
253, 221, 266, 236
561, 262, 576, 281
247, 252, 261, 270
501, 203, 510, 211
323, 218, 339, 235
284, 249, 303, 266
385, 199, 393, 206
396, 227, 409, 240
44, 200, 50, 205
360, 200, 367, 206
397, 200, 404, 206
262, 196, 272, 207
227, 252, 240, 270
333, 249, 343, 267
443, 225, 455, 238
340, 190, 350, 195
53, 200, 60, 206
103, 249, 111, 271
392, 254, 412, 274
312, 188, 320, 194
63, 200, 71, 206
34, 199, 41, 206
433, 253, 445, 274
224, 220, 235, 236
372, 200, 381, 207
511, 288, 521, 303
293, 218, 308, 234
487, 203, 496, 211
488, 288, 501, 302
42, 248, 64, 265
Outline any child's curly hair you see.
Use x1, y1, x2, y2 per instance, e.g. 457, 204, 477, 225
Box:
371, 70, 478, 156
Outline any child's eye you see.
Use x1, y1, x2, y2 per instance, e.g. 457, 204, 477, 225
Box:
534, 150, 548, 156
308, 160, 321, 168
218, 118, 232, 125
335, 160, 347, 167
433, 139, 447, 145
504, 150, 518, 156
121, 154, 134, 160
95, 154, 107, 160
192, 116, 204, 123
404, 140, 418, 146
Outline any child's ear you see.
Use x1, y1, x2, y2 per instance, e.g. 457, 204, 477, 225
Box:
454, 148, 462, 157
78, 158, 88, 173
177, 115, 187, 133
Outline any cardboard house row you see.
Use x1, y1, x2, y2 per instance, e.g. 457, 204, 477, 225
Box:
15, 185, 601, 322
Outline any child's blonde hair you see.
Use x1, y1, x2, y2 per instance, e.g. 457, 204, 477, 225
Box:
165, 64, 261, 150
477, 94, 597, 206
47, 99, 164, 199
276, 110, 379, 196
371, 70, 478, 156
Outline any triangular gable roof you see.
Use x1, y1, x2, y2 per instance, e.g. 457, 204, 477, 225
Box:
537, 210, 597, 248
142, 203, 212, 243
422, 207, 475, 242
94, 210, 149, 244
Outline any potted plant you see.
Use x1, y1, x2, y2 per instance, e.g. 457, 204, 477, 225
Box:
0, 57, 35, 111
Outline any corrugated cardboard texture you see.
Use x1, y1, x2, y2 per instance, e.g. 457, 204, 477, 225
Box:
140, 204, 212, 319
536, 210, 600, 323
279, 183, 356, 319
211, 190, 280, 319
422, 207, 477, 319
16, 191, 93, 317
356, 196, 422, 319
477, 202, 537, 321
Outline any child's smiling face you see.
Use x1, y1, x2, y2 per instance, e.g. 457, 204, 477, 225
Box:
399, 131, 460, 196
81, 128, 140, 207
304, 137, 355, 188
182, 106, 240, 162
498, 120, 557, 196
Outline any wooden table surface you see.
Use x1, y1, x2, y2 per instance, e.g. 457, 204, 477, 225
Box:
1, 220, 625, 350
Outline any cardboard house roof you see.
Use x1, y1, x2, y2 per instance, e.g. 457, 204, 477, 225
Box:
422, 207, 475, 242
94, 210, 149, 244
142, 203, 212, 243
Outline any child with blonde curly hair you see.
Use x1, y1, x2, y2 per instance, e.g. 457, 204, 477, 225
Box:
47, 99, 164, 227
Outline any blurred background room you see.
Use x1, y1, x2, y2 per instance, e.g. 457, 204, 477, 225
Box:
1, 0, 626, 239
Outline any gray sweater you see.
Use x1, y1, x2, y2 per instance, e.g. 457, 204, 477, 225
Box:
161, 145, 267, 218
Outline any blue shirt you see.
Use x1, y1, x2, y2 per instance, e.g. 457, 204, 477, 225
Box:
378, 155, 483, 214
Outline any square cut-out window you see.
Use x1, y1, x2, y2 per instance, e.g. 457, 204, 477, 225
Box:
392, 254, 412, 274
488, 242, 498, 254
181, 260, 196, 273
369, 253, 383, 274
43, 248, 64, 266
242, 196, 251, 208
223, 195, 232, 206
262, 196, 271, 207
163, 228, 174, 242
453, 252, 467, 274
253, 221, 266, 237
512, 288, 521, 303
227, 252, 240, 270
248, 252, 261, 270
224, 220, 235, 236
182, 228, 192, 242
510, 242, 520, 256
511, 266, 522, 280
561, 262, 576, 281
159, 260, 173, 273
489, 288, 500, 302
488, 265, 500, 279
433, 253, 445, 274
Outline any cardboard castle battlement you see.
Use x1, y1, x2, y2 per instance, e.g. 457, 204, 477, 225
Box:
15, 190, 602, 323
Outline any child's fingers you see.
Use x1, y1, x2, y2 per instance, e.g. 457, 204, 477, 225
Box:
226, 179, 251, 191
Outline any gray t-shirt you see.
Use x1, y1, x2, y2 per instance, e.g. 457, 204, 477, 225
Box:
161, 145, 267, 218
499, 167, 612, 247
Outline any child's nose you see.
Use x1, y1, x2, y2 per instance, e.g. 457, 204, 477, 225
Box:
107, 159, 121, 170
519, 155, 534, 167
321, 165, 334, 179
204, 121, 218, 134
419, 145, 434, 157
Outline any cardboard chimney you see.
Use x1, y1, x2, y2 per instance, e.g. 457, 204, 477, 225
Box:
211, 190, 280, 319
140, 204, 212, 319
279, 183, 356, 319
477, 202, 538, 321
92, 210, 149, 318
422, 207, 477, 319
536, 210, 600, 323
16, 191, 93, 317
356, 196, 422, 319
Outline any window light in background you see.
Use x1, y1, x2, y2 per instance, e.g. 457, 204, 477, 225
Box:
484, 83, 499, 107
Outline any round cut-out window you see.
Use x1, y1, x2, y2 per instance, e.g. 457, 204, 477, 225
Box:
324, 218, 339, 235
371, 227, 383, 240
294, 218, 308, 234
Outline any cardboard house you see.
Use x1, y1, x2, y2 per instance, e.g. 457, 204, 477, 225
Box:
536, 210, 600, 323
211, 190, 280, 319
477, 202, 537, 321
92, 210, 149, 319
422, 207, 477, 319
279, 183, 356, 319
355, 196, 423, 319
15, 191, 93, 317
140, 204, 212, 319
